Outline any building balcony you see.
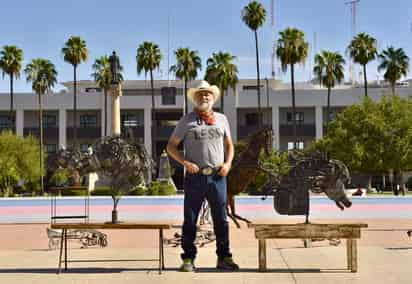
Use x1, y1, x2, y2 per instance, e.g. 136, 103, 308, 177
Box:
24, 127, 58, 138
279, 124, 316, 137
66, 127, 101, 139
238, 124, 272, 139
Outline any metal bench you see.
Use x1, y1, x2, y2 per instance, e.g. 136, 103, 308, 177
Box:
51, 222, 172, 274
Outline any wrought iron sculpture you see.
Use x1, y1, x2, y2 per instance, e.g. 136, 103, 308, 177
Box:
47, 136, 154, 223
227, 127, 276, 228
273, 151, 352, 223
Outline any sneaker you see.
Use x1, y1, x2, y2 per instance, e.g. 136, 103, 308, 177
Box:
216, 257, 239, 271
180, 258, 195, 272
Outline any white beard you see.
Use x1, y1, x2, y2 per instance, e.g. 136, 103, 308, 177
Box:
195, 101, 212, 112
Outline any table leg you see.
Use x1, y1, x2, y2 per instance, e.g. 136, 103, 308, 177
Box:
160, 229, 165, 269
350, 239, 357, 272
258, 239, 267, 272
158, 229, 162, 274
57, 228, 64, 274
64, 229, 68, 271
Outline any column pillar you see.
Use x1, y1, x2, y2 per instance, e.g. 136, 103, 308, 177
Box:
272, 106, 280, 150
144, 107, 152, 157
225, 88, 237, 142
16, 109, 24, 137
59, 109, 67, 149
315, 106, 323, 140
110, 84, 122, 136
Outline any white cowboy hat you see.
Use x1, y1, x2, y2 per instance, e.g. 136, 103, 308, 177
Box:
187, 80, 220, 105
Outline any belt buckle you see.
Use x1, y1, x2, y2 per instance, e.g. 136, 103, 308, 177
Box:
201, 167, 213, 175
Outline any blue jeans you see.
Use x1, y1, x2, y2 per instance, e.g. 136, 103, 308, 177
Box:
181, 172, 232, 260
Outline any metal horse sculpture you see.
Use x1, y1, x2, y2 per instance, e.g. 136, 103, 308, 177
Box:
227, 127, 276, 228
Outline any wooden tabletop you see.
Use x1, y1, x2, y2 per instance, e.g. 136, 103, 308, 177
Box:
50, 222, 172, 230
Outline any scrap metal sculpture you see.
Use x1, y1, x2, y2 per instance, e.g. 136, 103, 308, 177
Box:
273, 151, 352, 223
47, 136, 154, 223
227, 127, 276, 228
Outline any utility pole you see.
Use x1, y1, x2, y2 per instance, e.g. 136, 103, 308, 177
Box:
345, 0, 360, 84
270, 0, 276, 78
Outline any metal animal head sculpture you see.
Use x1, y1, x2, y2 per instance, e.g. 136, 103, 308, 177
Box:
274, 151, 352, 218
240, 127, 273, 160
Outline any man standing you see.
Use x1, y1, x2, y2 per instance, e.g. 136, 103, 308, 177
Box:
167, 80, 239, 272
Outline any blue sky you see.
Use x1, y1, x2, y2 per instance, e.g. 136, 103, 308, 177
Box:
1, 0, 412, 92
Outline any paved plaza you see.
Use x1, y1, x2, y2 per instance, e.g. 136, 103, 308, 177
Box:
0, 219, 411, 284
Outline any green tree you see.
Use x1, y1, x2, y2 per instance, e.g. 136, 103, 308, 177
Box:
136, 41, 162, 110
242, 1, 266, 127
62, 36, 88, 147
204, 51, 239, 113
0, 45, 24, 126
317, 97, 388, 190
313, 50, 345, 129
347, 32, 378, 97
91, 55, 124, 136
170, 47, 202, 115
276, 27, 309, 147
0, 131, 43, 197
378, 95, 412, 189
24, 58, 58, 194
378, 46, 410, 96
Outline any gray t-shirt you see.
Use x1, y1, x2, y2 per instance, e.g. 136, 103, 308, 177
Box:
171, 112, 231, 169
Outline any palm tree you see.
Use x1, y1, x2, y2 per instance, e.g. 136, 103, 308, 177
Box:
242, 1, 266, 127
0, 45, 24, 127
276, 27, 309, 148
347, 32, 377, 97
91, 55, 124, 136
170, 48, 201, 115
62, 36, 88, 147
313, 51, 345, 129
24, 58, 58, 194
136, 41, 162, 110
378, 46, 410, 96
204, 52, 239, 113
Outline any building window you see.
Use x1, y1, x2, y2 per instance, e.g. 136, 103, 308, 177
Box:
286, 112, 304, 123
157, 120, 179, 127
287, 141, 304, 150
161, 87, 176, 105
245, 113, 259, 126
242, 85, 264, 90
121, 113, 143, 127
80, 115, 97, 128
44, 144, 57, 153
43, 115, 57, 128
85, 87, 101, 93
0, 115, 11, 128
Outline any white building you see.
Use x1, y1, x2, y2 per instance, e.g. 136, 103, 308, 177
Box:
1, 79, 410, 187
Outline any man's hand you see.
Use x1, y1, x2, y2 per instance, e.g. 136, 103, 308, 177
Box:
183, 160, 200, 174
218, 162, 231, 177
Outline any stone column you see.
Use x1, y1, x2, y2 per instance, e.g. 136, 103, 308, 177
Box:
16, 109, 24, 137
315, 106, 323, 140
225, 88, 237, 142
144, 107, 152, 157
59, 109, 67, 149
272, 106, 280, 150
109, 84, 122, 136
100, 90, 106, 137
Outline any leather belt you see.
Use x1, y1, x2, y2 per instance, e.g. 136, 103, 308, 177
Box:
200, 166, 221, 176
